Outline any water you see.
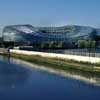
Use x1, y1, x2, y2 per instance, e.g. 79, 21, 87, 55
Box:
0, 56, 100, 100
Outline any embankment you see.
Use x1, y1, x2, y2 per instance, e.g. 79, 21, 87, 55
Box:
0, 48, 9, 55
10, 49, 100, 76
10, 49, 100, 63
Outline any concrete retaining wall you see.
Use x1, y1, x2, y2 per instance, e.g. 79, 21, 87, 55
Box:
0, 48, 9, 54
10, 49, 100, 64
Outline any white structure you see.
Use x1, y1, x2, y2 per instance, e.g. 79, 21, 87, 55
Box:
10, 49, 100, 64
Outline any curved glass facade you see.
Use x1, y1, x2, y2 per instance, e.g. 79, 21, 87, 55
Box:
2, 25, 98, 46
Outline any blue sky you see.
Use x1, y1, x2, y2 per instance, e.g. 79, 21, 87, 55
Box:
0, 0, 100, 27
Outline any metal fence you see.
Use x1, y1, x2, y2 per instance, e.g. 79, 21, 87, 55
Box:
19, 47, 100, 58
62, 49, 100, 57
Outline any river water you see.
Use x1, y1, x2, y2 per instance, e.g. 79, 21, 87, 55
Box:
0, 56, 100, 100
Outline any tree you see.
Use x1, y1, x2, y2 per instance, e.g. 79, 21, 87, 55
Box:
40, 42, 45, 49
91, 41, 96, 48
57, 41, 63, 48
49, 41, 55, 49
86, 41, 96, 48
84, 41, 88, 48
78, 40, 86, 48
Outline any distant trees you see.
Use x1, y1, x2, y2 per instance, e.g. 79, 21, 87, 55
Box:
78, 40, 96, 49
37, 41, 65, 49
49, 41, 64, 49
49, 41, 55, 48
40, 42, 46, 49
34, 40, 96, 49
57, 41, 63, 48
78, 40, 86, 49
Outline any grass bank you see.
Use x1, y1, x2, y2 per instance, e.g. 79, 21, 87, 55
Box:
10, 53, 100, 76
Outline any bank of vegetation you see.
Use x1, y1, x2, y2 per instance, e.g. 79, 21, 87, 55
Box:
32, 40, 97, 49
10, 53, 100, 76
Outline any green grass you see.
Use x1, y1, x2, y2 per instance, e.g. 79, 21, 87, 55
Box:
10, 53, 100, 76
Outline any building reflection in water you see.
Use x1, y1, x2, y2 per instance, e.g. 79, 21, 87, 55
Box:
9, 57, 100, 87
0, 56, 32, 89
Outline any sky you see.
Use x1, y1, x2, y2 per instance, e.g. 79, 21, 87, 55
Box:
0, 0, 100, 27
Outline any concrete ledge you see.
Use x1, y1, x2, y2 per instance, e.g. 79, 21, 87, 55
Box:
0, 48, 9, 54
10, 49, 100, 63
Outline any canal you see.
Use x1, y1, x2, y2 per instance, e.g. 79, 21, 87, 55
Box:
0, 55, 100, 100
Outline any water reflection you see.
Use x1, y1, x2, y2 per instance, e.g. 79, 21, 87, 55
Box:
0, 56, 32, 88
9, 57, 100, 86
0, 56, 100, 100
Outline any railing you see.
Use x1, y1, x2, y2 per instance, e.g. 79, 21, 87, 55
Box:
19, 47, 100, 58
